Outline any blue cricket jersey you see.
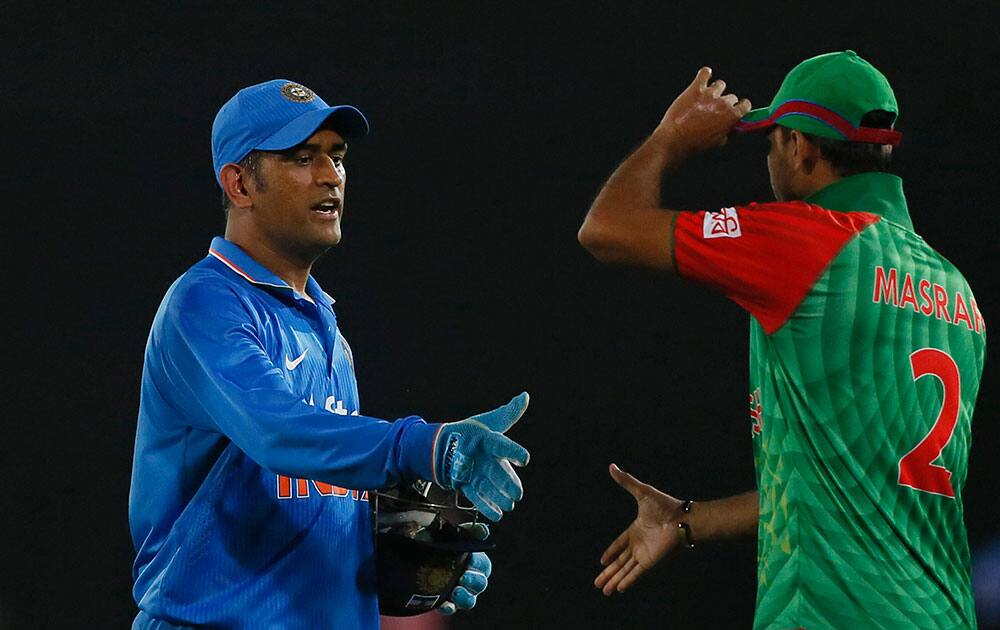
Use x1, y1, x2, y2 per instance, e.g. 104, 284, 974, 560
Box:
129, 237, 441, 629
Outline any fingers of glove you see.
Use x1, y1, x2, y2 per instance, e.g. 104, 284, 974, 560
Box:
467, 551, 492, 577
479, 456, 524, 502
450, 586, 478, 610
461, 484, 504, 521
459, 569, 489, 596
484, 432, 530, 467
471, 392, 530, 433
473, 475, 515, 513
437, 560, 491, 612
458, 522, 490, 541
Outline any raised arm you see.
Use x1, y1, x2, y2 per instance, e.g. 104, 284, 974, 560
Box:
578, 67, 751, 271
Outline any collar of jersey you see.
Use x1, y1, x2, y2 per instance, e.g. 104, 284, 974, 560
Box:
207, 236, 335, 309
804, 172, 912, 230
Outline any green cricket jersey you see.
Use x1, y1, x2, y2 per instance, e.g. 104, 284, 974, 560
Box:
674, 173, 986, 629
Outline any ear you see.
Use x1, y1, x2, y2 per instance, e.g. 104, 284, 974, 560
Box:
789, 129, 821, 174
220, 163, 254, 210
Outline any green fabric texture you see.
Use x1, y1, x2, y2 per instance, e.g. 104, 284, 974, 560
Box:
749, 174, 985, 629
742, 50, 898, 140
805, 172, 912, 230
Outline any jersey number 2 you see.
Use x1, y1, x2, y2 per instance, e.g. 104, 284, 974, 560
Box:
897, 348, 961, 498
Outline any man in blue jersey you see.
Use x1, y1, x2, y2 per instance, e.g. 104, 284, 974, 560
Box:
129, 80, 531, 629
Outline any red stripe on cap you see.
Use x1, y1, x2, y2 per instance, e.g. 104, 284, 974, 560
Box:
734, 118, 777, 133
735, 100, 901, 146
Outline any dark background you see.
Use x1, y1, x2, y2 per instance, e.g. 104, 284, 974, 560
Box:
4, 3, 997, 628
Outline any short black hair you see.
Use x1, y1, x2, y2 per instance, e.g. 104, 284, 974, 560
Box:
221, 151, 266, 215
782, 110, 897, 177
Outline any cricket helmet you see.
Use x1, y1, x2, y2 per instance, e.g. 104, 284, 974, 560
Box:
374, 480, 494, 616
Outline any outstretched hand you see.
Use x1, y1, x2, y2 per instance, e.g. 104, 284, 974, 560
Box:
653, 67, 752, 157
434, 393, 531, 521
594, 464, 685, 596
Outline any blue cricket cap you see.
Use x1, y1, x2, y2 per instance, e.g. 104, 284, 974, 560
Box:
211, 79, 370, 185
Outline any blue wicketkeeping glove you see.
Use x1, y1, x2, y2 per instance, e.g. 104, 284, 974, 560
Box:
439, 548, 492, 616
433, 392, 530, 521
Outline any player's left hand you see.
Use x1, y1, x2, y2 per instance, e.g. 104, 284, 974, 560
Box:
439, 550, 492, 615
595, 463, 685, 596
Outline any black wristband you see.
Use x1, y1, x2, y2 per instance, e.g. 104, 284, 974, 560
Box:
676, 500, 695, 549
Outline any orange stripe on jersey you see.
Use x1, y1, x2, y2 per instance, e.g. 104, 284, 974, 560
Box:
209, 248, 259, 284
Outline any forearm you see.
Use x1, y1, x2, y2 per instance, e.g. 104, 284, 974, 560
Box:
185, 361, 441, 487
685, 490, 759, 542
580, 68, 750, 271
590, 131, 681, 213
578, 131, 686, 270
227, 406, 441, 488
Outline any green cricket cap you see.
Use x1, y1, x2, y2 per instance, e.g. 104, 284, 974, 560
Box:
735, 50, 901, 146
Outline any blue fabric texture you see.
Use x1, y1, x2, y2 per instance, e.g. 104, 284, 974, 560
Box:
129, 237, 439, 629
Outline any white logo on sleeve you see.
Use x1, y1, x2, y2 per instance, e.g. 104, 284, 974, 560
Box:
703, 207, 742, 239
285, 349, 308, 370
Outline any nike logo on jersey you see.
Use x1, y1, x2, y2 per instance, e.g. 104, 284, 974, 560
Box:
285, 349, 308, 370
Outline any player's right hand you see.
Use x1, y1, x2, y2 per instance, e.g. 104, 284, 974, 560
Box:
595, 463, 685, 596
653, 67, 752, 157
433, 392, 530, 521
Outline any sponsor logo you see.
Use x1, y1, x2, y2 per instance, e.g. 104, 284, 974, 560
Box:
703, 207, 742, 239
285, 349, 308, 370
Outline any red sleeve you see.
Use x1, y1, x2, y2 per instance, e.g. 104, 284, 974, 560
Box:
673, 202, 880, 334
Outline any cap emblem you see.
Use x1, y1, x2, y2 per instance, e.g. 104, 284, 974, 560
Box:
281, 82, 316, 103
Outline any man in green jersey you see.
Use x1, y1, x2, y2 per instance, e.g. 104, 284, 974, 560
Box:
579, 51, 986, 628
